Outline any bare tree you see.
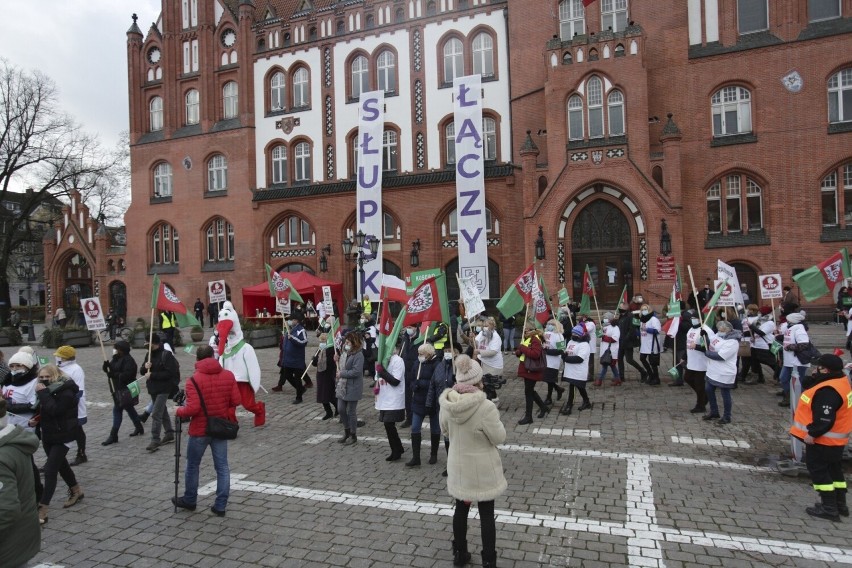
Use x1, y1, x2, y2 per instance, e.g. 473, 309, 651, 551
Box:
0, 59, 112, 323
76, 130, 131, 225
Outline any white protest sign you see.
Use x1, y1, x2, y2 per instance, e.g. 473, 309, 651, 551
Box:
81, 297, 107, 331
714, 279, 736, 307
759, 274, 783, 299
208, 280, 227, 303
717, 259, 744, 308
459, 275, 486, 318
276, 297, 291, 315
322, 286, 333, 316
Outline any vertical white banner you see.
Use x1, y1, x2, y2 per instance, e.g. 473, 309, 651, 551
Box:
355, 90, 385, 300
453, 75, 490, 298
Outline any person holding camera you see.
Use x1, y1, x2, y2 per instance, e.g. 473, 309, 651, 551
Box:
172, 345, 241, 516
141, 334, 180, 452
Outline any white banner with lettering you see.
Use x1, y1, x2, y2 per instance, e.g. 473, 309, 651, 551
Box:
355, 90, 385, 301
81, 297, 107, 331
453, 74, 490, 299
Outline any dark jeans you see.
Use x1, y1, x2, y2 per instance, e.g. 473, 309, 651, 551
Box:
523, 379, 546, 417
705, 380, 732, 419
112, 403, 142, 431
41, 442, 77, 506
278, 367, 307, 396
454, 499, 496, 556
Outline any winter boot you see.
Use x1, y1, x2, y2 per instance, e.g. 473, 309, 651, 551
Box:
555, 384, 566, 400
452, 540, 472, 566
38, 504, 49, 525
254, 402, 266, 427
337, 429, 351, 444
838, 489, 849, 517
806, 491, 841, 521
406, 433, 422, 467
70, 449, 87, 466
559, 402, 573, 416
139, 410, 150, 423
101, 429, 119, 446
63, 484, 84, 508
322, 403, 334, 420
578, 400, 593, 411
517, 414, 533, 425
481, 549, 497, 568
129, 422, 144, 437
429, 433, 441, 465
344, 433, 358, 445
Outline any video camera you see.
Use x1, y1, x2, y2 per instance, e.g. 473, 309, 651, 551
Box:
172, 389, 187, 406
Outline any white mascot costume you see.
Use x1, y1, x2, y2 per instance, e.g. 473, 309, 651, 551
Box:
216, 301, 265, 427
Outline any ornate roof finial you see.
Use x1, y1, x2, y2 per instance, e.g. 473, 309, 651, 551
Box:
519, 130, 539, 155
661, 113, 681, 136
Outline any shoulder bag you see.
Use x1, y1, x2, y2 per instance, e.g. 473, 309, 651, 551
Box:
189, 377, 239, 440
522, 339, 547, 372
599, 343, 613, 366
648, 335, 661, 366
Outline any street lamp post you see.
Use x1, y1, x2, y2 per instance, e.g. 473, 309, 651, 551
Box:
341, 230, 380, 296
16, 261, 37, 341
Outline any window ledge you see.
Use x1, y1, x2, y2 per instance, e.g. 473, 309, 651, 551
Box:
205, 190, 228, 198
710, 133, 757, 147
289, 105, 311, 113
566, 135, 627, 150
150, 196, 173, 204
148, 264, 179, 275
202, 261, 235, 272
704, 230, 770, 249
820, 226, 852, 242
828, 121, 852, 135
798, 17, 852, 41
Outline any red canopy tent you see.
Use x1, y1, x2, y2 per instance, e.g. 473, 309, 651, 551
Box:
241, 272, 345, 319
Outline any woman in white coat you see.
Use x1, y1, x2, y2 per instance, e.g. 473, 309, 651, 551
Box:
439, 355, 505, 568
374, 340, 406, 461
694, 320, 740, 424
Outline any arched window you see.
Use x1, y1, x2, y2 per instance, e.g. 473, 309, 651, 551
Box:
821, 163, 852, 227
395, 7, 405, 22
601, 0, 629, 32
559, 0, 586, 40
153, 162, 173, 197
292, 67, 309, 108
222, 81, 238, 119
706, 174, 763, 235
711, 86, 752, 136
563, 52, 573, 65
828, 68, 852, 124
270, 71, 286, 111
472, 33, 494, 78
607, 90, 624, 136
443, 38, 464, 84
483, 117, 497, 160
382, 130, 398, 171
150, 96, 163, 131
185, 89, 200, 125
587, 77, 604, 138
336, 20, 345, 35
383, 211, 399, 240
205, 218, 235, 262
208, 154, 228, 191
445, 122, 456, 165
351, 55, 369, 99
426, 1, 437, 16
377, 50, 397, 93
294, 142, 311, 182
276, 216, 312, 246
448, 207, 495, 235
271, 145, 288, 184
151, 223, 179, 265
366, 14, 375, 28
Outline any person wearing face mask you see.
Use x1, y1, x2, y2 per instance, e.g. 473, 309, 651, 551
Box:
430, 345, 458, 473
140, 334, 180, 452
638, 305, 662, 386
561, 324, 592, 415
697, 284, 713, 310
777, 311, 811, 407
738, 304, 760, 384
683, 310, 709, 413
273, 313, 310, 401
596, 313, 621, 386
475, 317, 503, 387
406, 343, 441, 466
375, 338, 407, 461
360, 314, 378, 382
336, 332, 365, 444
500, 313, 517, 353
2, 352, 39, 432
515, 323, 548, 424
579, 315, 598, 382
399, 324, 421, 428
745, 306, 778, 385
789, 354, 852, 521
542, 319, 567, 403
53, 346, 88, 466
616, 305, 644, 382
693, 320, 740, 424
100, 340, 144, 446
311, 333, 338, 420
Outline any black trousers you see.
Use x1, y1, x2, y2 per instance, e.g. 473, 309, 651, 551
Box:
806, 443, 846, 492
41, 442, 77, 506
620, 346, 644, 379
384, 421, 403, 455
640, 353, 660, 381
523, 379, 545, 417
278, 367, 307, 396
454, 499, 496, 555
683, 368, 708, 408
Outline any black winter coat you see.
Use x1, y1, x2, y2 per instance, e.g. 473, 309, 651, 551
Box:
36, 379, 80, 444
141, 347, 180, 396
400, 333, 420, 385
106, 353, 138, 394
618, 313, 639, 350
412, 356, 440, 415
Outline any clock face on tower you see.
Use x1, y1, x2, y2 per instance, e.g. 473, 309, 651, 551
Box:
147, 47, 161, 65
222, 30, 236, 48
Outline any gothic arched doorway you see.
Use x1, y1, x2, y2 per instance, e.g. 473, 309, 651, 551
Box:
109, 281, 127, 320
570, 199, 632, 308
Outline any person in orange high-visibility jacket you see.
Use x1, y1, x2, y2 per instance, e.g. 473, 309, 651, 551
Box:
789, 354, 852, 522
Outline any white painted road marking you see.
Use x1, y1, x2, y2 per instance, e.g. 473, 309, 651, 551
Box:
533, 428, 601, 438
203, 474, 852, 565
671, 435, 751, 449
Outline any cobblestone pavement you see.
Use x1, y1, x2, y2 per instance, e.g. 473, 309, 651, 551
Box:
25, 323, 852, 567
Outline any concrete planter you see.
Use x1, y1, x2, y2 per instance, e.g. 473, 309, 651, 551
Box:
131, 330, 148, 349
248, 327, 280, 349
62, 329, 92, 348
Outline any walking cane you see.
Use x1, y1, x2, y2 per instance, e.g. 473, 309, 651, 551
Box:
173, 414, 182, 513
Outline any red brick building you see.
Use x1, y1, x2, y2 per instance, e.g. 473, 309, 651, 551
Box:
114, 0, 851, 321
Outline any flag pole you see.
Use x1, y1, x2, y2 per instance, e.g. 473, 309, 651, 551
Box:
97, 330, 107, 363
770, 297, 776, 327
147, 308, 155, 365
687, 265, 703, 323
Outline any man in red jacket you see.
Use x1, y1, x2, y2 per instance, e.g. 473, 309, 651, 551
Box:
173, 345, 241, 516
